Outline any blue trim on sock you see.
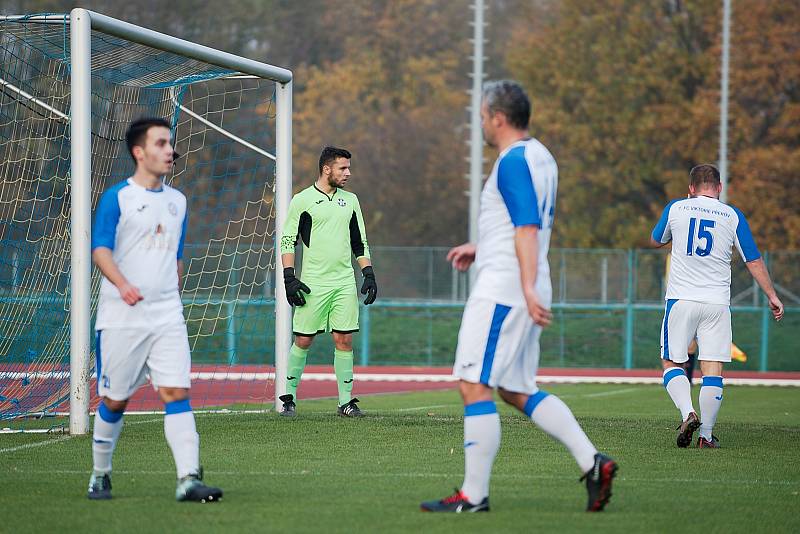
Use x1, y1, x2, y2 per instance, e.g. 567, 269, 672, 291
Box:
479, 304, 512, 385
662, 299, 678, 360
98, 402, 123, 423
523, 390, 550, 417
464, 400, 497, 417
165, 398, 192, 415
702, 376, 723, 388
663, 367, 686, 388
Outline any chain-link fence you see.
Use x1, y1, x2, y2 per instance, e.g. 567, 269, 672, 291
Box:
175, 246, 797, 372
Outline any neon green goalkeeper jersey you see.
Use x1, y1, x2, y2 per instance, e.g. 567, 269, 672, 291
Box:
280, 184, 370, 287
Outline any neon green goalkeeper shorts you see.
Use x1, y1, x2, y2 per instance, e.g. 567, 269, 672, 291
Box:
292, 282, 359, 336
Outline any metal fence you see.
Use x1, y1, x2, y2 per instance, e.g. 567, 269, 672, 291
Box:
301, 247, 800, 371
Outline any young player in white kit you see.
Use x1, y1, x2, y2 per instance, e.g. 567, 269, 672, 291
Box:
651, 164, 784, 448
87, 118, 222, 502
421, 81, 617, 513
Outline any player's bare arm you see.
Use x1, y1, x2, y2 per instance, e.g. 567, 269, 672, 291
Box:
649, 237, 669, 248
177, 259, 184, 291
745, 258, 784, 321
515, 225, 552, 327
91, 247, 143, 305
447, 242, 476, 272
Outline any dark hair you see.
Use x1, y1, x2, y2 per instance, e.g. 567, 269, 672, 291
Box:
689, 164, 721, 189
126, 117, 172, 164
319, 146, 352, 175
482, 80, 531, 130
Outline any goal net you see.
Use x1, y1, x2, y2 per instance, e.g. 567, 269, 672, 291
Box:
0, 11, 292, 430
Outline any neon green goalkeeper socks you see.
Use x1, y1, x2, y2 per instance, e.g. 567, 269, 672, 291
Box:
334, 349, 354, 406
287, 344, 309, 399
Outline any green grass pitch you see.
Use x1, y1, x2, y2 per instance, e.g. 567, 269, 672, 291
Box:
1, 384, 798, 533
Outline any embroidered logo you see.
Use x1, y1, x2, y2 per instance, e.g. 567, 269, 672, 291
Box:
168, 202, 178, 216
337, 198, 346, 207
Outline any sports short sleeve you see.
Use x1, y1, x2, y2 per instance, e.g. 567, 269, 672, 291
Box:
731, 206, 761, 262
497, 148, 540, 227
92, 186, 123, 251
651, 200, 678, 244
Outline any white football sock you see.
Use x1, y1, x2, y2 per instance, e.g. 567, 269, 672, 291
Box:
699, 376, 724, 440
92, 403, 124, 475
460, 400, 501, 504
663, 367, 695, 421
164, 399, 200, 479
525, 391, 597, 473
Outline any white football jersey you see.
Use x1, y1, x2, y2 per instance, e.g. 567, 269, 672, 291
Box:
92, 178, 188, 330
651, 195, 761, 305
471, 138, 558, 307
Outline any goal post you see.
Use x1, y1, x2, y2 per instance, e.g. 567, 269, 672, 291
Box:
0, 9, 293, 434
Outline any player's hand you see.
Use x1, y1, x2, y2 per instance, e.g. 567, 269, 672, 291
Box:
117, 282, 143, 306
524, 288, 552, 327
768, 294, 784, 321
446, 242, 477, 272
283, 267, 310, 306
361, 266, 377, 305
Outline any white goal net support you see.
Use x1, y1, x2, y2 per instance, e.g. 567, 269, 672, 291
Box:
0, 9, 292, 433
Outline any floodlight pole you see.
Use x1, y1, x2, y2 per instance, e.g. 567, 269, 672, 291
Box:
69, 7, 92, 435
274, 81, 293, 410
719, 0, 731, 203
468, 0, 486, 291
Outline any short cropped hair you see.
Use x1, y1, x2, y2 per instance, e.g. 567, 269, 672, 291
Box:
482, 80, 531, 130
126, 117, 172, 164
689, 164, 721, 189
319, 146, 352, 175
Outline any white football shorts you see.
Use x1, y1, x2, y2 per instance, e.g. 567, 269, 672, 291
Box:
453, 297, 542, 394
660, 299, 732, 363
95, 323, 192, 400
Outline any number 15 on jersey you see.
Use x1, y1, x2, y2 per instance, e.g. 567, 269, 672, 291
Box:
687, 217, 715, 257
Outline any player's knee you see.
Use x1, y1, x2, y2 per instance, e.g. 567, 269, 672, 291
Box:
158, 387, 189, 404
459, 381, 493, 404
294, 335, 314, 350
102, 398, 128, 413
332, 332, 353, 351
498, 388, 527, 411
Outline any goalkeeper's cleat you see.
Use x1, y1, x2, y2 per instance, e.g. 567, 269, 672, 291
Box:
697, 435, 721, 449
581, 453, 617, 512
676, 411, 701, 448
175, 468, 223, 503
87, 472, 112, 500
278, 394, 296, 417
337, 397, 364, 417
420, 489, 489, 513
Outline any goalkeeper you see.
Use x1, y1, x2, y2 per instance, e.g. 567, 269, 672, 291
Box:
278, 146, 377, 418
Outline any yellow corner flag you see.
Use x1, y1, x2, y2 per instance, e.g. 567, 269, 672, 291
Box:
731, 343, 747, 362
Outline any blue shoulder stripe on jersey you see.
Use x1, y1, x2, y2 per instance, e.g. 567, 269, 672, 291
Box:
91, 180, 130, 251
651, 199, 680, 243
731, 205, 761, 262
177, 205, 188, 260
497, 146, 540, 227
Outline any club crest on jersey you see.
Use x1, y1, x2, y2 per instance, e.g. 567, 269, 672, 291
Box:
168, 202, 178, 216
337, 198, 346, 207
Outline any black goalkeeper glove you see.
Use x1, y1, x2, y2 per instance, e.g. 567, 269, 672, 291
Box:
283, 267, 311, 306
360, 266, 377, 305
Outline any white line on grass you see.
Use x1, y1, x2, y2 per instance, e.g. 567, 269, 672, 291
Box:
0, 435, 74, 454
0, 417, 163, 455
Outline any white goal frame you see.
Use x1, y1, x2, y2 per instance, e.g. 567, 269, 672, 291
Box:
1, 9, 293, 434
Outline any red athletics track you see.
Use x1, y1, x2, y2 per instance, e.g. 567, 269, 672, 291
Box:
3, 364, 797, 413
89, 365, 800, 412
